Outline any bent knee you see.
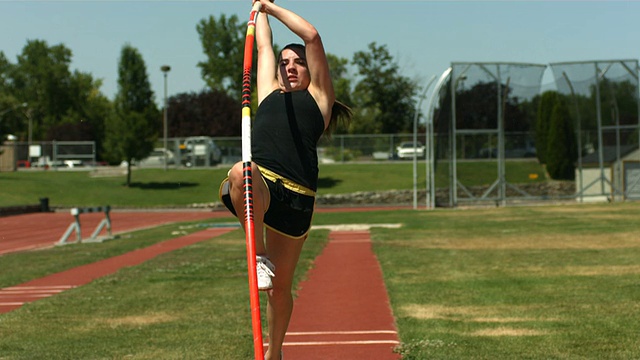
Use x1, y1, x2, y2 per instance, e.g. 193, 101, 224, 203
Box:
228, 162, 262, 183
227, 163, 246, 187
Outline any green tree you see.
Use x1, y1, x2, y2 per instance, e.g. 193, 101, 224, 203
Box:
536, 91, 559, 164
0, 52, 10, 90
197, 14, 248, 100
327, 53, 353, 134
46, 72, 112, 160
351, 42, 417, 134
11, 40, 74, 141
0, 53, 17, 145
1, 40, 110, 157
167, 89, 240, 137
197, 13, 356, 125
546, 98, 577, 180
105, 44, 159, 186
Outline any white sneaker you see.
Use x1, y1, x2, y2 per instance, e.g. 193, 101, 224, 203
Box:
256, 255, 275, 290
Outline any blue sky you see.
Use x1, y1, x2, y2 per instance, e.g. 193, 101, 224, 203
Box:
1, 0, 638, 109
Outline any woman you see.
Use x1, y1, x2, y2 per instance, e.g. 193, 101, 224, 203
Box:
219, 1, 350, 358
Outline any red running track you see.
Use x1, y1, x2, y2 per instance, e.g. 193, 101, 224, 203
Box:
0, 228, 234, 313
282, 230, 401, 359
0, 210, 229, 255
0, 209, 405, 359
0, 206, 409, 255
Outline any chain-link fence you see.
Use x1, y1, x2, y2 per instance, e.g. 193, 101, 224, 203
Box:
430, 62, 547, 207
550, 59, 640, 202
208, 133, 536, 165
4, 60, 637, 207
6, 141, 96, 170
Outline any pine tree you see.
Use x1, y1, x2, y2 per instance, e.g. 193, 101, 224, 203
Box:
535, 91, 559, 164
105, 44, 159, 186
546, 98, 577, 180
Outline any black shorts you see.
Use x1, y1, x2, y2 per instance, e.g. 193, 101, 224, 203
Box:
219, 169, 316, 239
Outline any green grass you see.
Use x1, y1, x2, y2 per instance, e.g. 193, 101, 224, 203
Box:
0, 160, 547, 207
2, 203, 640, 359
0, 218, 329, 359
373, 202, 640, 359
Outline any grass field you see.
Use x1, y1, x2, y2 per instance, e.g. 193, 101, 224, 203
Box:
0, 160, 547, 207
2, 202, 640, 359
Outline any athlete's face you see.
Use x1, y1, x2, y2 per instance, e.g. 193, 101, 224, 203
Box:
277, 48, 310, 92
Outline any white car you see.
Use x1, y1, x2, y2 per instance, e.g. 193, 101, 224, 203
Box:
396, 141, 426, 159
180, 136, 222, 167
137, 148, 175, 167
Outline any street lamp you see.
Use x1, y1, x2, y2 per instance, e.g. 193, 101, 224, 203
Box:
161, 65, 171, 171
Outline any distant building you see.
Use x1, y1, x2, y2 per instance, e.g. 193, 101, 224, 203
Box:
576, 145, 640, 202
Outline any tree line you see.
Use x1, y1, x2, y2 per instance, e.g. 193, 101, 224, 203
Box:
3, 13, 634, 182
0, 13, 419, 182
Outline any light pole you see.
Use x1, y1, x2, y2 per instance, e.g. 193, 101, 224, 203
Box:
161, 65, 171, 171
26, 108, 33, 145
412, 75, 437, 209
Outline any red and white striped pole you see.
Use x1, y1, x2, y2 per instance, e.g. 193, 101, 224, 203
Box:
241, 3, 264, 360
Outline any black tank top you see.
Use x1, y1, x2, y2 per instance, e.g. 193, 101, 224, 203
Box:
252, 90, 325, 191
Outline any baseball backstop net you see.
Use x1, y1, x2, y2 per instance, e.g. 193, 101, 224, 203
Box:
550, 59, 640, 201
430, 62, 547, 207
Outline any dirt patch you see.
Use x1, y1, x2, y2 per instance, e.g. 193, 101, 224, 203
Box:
401, 304, 553, 337
521, 265, 640, 277
390, 232, 640, 250
400, 304, 552, 322
470, 327, 547, 336
469, 317, 540, 323
103, 313, 177, 328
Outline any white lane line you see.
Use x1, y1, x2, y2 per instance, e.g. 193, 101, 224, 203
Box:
264, 330, 401, 347
312, 224, 402, 231
330, 240, 372, 244
0, 289, 66, 294
283, 340, 400, 346
0, 293, 52, 298
286, 330, 397, 336
3, 285, 76, 290
0, 302, 24, 306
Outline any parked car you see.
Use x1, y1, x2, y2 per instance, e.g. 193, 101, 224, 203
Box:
180, 136, 222, 167
396, 141, 426, 159
137, 148, 175, 167
31, 156, 64, 168
63, 159, 84, 168
505, 144, 537, 158
476, 145, 537, 159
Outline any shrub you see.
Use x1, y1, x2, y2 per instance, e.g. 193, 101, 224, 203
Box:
546, 98, 577, 180
536, 91, 559, 164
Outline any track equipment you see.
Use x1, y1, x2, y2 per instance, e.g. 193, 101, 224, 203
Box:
241, 2, 264, 360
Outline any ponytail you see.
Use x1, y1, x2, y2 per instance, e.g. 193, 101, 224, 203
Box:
325, 100, 352, 137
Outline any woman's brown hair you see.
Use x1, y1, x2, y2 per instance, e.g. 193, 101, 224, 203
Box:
278, 43, 352, 136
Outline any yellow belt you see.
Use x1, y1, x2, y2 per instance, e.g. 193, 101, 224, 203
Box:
258, 165, 316, 197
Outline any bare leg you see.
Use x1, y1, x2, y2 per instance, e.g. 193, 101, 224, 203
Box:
227, 161, 269, 255
264, 230, 306, 360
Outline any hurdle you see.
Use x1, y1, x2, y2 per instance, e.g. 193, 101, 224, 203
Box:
58, 206, 112, 245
